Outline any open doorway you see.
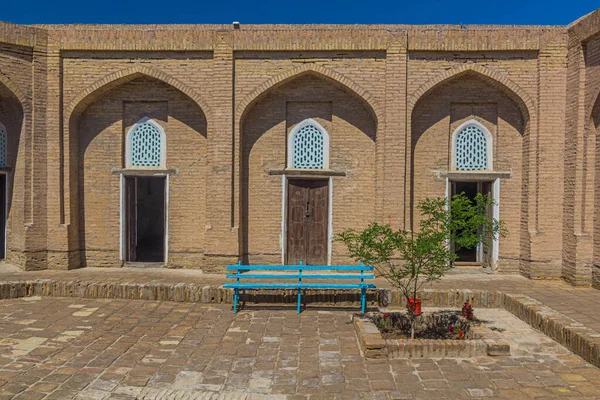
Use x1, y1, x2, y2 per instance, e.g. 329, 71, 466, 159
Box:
450, 180, 493, 267
124, 176, 166, 263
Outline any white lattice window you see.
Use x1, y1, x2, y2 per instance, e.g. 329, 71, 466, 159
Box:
452, 120, 492, 171
0, 122, 6, 167
287, 119, 330, 169
126, 118, 166, 168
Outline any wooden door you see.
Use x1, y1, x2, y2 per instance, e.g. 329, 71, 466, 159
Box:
125, 177, 137, 261
286, 179, 329, 265
0, 175, 6, 259
480, 181, 493, 268
307, 180, 328, 265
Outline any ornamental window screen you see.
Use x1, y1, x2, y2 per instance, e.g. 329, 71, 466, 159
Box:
129, 121, 164, 168
0, 124, 6, 167
455, 125, 488, 171
292, 124, 325, 169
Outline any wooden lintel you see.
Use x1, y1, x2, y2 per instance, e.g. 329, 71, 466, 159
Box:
111, 167, 180, 176
437, 171, 512, 181
269, 168, 347, 177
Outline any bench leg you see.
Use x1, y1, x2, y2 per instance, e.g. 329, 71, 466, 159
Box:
361, 288, 366, 314
297, 289, 301, 314
233, 288, 239, 314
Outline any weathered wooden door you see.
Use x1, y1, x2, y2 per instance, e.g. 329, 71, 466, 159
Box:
125, 177, 138, 262
0, 175, 6, 259
286, 179, 329, 265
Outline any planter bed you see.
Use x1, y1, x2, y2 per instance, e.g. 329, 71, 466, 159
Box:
353, 310, 510, 359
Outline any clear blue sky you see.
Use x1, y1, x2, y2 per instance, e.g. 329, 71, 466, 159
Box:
1, 0, 598, 25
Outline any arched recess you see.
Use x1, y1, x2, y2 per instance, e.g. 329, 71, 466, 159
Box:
67, 71, 208, 268
238, 68, 378, 265
0, 76, 26, 263
237, 64, 382, 127
409, 65, 534, 273
408, 64, 535, 121
66, 65, 211, 120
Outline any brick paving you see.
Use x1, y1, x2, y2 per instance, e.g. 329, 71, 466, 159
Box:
1, 297, 600, 399
2, 263, 600, 332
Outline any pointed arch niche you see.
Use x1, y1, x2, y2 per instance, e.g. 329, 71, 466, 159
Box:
287, 118, 330, 170
125, 117, 167, 169
67, 71, 208, 269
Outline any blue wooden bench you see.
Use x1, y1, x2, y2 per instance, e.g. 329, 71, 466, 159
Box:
224, 261, 375, 314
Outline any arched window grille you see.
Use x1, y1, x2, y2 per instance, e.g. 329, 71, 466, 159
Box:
453, 121, 492, 171
288, 119, 329, 169
0, 122, 6, 167
126, 118, 166, 168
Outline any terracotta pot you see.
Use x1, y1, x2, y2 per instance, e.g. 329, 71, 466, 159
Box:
407, 298, 422, 316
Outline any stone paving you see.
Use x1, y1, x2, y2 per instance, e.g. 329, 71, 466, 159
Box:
1, 297, 600, 399
3, 262, 600, 333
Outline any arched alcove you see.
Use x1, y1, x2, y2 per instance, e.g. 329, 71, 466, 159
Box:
68, 75, 207, 268
239, 72, 377, 265
0, 81, 24, 262
410, 70, 530, 272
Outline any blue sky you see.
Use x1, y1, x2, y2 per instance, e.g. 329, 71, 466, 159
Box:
1, 0, 598, 25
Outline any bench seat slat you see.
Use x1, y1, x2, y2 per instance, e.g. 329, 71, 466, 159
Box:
225, 274, 374, 280
224, 283, 376, 289
226, 265, 373, 271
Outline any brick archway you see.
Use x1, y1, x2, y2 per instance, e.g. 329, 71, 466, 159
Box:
66, 65, 211, 121
409, 64, 536, 122
64, 65, 210, 269
0, 74, 29, 114
237, 63, 382, 127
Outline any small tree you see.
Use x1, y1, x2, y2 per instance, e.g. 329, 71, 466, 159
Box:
336, 193, 505, 339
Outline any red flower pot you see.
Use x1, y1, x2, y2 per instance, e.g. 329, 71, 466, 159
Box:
407, 298, 422, 316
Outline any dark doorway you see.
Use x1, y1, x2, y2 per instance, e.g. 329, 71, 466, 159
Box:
286, 179, 329, 265
0, 174, 6, 260
451, 180, 492, 265
125, 176, 166, 263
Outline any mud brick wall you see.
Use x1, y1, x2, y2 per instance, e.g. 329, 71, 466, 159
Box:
0, 10, 598, 287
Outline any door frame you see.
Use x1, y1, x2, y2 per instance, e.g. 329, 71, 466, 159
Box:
445, 177, 500, 269
120, 174, 170, 264
281, 175, 333, 265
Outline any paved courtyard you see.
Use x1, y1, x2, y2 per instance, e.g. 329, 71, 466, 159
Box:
1, 297, 600, 399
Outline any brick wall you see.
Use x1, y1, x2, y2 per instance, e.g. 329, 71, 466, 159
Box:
0, 13, 598, 287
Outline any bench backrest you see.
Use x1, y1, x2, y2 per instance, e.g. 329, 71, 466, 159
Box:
226, 261, 374, 283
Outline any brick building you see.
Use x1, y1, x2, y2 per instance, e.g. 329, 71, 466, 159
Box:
1, 10, 600, 289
